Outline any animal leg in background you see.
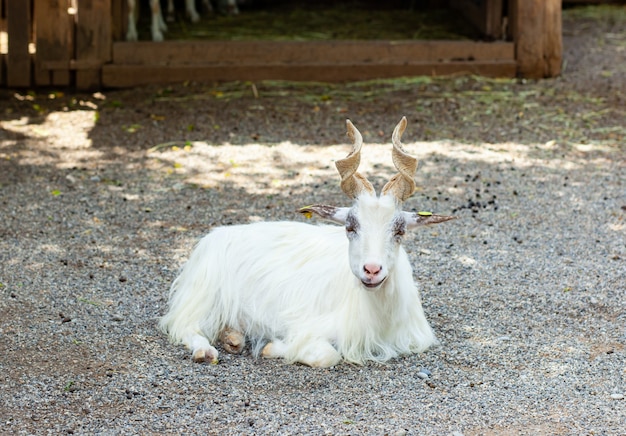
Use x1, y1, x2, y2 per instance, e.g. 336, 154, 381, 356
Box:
126, 0, 168, 41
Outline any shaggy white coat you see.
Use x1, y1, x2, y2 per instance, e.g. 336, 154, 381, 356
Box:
160, 194, 438, 367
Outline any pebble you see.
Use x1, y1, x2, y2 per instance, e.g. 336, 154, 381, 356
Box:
416, 372, 429, 380
419, 368, 432, 376
610, 393, 624, 400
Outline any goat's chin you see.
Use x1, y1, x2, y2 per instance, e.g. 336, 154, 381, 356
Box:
361, 277, 387, 290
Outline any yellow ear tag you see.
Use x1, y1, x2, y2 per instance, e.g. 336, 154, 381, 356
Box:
300, 206, 314, 219
418, 211, 433, 216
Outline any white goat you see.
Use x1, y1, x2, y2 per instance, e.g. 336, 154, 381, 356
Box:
127, 0, 239, 42
160, 118, 455, 367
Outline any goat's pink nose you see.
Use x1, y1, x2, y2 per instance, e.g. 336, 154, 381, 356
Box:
363, 263, 382, 278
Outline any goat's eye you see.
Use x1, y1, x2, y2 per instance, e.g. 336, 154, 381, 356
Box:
392, 219, 406, 238
345, 215, 358, 235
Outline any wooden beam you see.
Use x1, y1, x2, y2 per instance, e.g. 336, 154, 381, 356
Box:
102, 61, 517, 87
75, 0, 111, 89
510, 0, 562, 78
34, 0, 73, 86
0, 0, 6, 86
112, 40, 515, 65
0, 54, 5, 87
104, 40, 516, 87
543, 0, 562, 77
41, 60, 103, 70
510, 0, 543, 77
6, 0, 31, 87
110, 0, 125, 42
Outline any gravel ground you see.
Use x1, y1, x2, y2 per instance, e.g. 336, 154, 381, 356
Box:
1, 6, 625, 435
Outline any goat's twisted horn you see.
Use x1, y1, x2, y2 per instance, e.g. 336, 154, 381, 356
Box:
335, 120, 375, 199
381, 117, 418, 202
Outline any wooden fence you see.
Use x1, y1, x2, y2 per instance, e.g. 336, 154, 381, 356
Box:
0, 0, 562, 89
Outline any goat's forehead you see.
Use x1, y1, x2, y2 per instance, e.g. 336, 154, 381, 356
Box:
352, 194, 399, 221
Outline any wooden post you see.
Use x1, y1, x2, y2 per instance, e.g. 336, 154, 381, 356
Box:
111, 0, 126, 42
543, 0, 562, 77
510, 0, 562, 78
0, 0, 6, 86
6, 0, 31, 87
34, 0, 73, 86
75, 0, 111, 89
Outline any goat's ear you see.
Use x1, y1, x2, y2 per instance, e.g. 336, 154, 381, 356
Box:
403, 211, 457, 229
298, 205, 350, 224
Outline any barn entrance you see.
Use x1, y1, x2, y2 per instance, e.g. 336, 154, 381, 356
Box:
0, 0, 562, 89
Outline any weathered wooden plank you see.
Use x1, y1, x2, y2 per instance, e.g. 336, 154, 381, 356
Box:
0, 0, 6, 86
511, 0, 543, 77
112, 40, 515, 65
102, 61, 517, 87
6, 0, 31, 87
510, 0, 562, 78
34, 0, 73, 86
487, 0, 504, 40
75, 0, 112, 89
543, 0, 562, 77
0, 54, 5, 87
110, 0, 125, 42
106, 39, 516, 87
42, 60, 104, 70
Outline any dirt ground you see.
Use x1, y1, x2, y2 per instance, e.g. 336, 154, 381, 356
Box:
0, 5, 625, 435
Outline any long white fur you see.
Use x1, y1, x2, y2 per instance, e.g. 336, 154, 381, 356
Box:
160, 193, 438, 367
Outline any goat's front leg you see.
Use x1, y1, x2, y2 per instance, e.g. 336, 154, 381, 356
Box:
183, 333, 219, 364
262, 339, 341, 368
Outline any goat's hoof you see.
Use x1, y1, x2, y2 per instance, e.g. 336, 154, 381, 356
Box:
261, 343, 275, 358
192, 347, 219, 364
261, 341, 286, 359
261, 341, 287, 359
220, 328, 244, 354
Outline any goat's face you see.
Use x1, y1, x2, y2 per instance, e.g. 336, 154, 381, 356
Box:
300, 117, 455, 290
302, 194, 453, 289
344, 194, 402, 288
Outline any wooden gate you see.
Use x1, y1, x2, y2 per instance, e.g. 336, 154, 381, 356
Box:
0, 0, 562, 89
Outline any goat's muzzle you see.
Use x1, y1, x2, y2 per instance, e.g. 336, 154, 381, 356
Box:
361, 276, 387, 289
